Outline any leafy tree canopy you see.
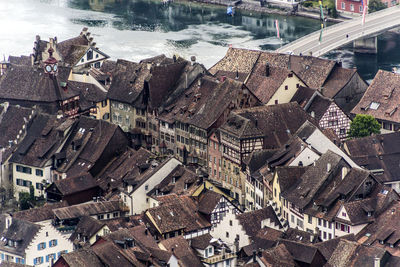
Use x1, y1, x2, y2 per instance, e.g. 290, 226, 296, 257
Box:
348, 114, 380, 138
369, 0, 386, 13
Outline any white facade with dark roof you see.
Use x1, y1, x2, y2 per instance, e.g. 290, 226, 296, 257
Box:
0, 218, 73, 266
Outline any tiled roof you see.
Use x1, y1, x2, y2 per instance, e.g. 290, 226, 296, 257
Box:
197, 190, 223, 215
0, 64, 72, 102
53, 200, 123, 220
159, 236, 203, 267
322, 67, 357, 98
210, 48, 339, 89
146, 195, 210, 234
283, 150, 344, 209
290, 86, 316, 108
221, 103, 317, 149
56, 116, 126, 177
96, 147, 153, 192
69, 216, 105, 242
259, 243, 296, 267
237, 206, 282, 239
9, 113, 67, 168
190, 233, 213, 250
245, 65, 293, 104
12, 202, 67, 222
8, 55, 31, 66
275, 166, 308, 194
160, 75, 247, 130
344, 131, 400, 183
59, 249, 104, 267
351, 70, 400, 123
148, 164, 201, 198
314, 235, 356, 261
50, 172, 98, 196
0, 219, 41, 256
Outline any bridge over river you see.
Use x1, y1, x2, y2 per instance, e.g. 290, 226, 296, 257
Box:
276, 6, 400, 56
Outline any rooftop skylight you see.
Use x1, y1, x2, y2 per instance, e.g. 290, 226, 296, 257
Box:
369, 102, 380, 110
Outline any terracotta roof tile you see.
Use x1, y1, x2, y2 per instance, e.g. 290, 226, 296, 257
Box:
352, 70, 400, 123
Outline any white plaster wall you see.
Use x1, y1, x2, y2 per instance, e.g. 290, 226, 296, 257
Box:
130, 158, 182, 215
25, 221, 73, 266
306, 130, 359, 168
289, 147, 320, 167
210, 211, 250, 249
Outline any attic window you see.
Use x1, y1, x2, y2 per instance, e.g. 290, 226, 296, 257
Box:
369, 102, 380, 110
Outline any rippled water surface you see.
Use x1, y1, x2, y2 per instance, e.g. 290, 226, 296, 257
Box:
1, 0, 399, 81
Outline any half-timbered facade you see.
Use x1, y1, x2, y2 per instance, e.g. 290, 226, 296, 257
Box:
319, 102, 351, 140
198, 190, 241, 226
219, 103, 316, 206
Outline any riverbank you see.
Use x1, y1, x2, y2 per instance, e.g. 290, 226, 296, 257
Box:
184, 0, 345, 22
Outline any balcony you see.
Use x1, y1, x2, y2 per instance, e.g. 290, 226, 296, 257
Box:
202, 253, 236, 264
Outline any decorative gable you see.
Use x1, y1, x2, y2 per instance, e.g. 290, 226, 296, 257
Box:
76, 47, 109, 67
336, 205, 349, 221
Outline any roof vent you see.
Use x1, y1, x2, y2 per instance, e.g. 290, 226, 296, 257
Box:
327, 163, 331, 172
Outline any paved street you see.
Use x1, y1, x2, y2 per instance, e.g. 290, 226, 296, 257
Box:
277, 5, 400, 56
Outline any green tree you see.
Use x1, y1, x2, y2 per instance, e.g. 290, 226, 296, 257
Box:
18, 192, 31, 210
29, 185, 35, 200
369, 0, 386, 13
348, 114, 380, 138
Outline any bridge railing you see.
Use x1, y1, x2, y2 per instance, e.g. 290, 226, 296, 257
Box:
278, 5, 400, 51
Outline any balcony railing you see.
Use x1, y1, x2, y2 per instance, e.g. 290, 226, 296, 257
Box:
202, 253, 236, 264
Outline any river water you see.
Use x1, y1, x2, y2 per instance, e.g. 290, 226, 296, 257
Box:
1, 0, 399, 82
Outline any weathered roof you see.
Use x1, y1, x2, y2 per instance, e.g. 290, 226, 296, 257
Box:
91, 241, 142, 266
344, 131, 400, 183
56, 116, 127, 177
322, 67, 357, 98
0, 219, 41, 256
160, 75, 249, 130
12, 202, 67, 222
148, 164, 201, 198
8, 55, 31, 66
245, 65, 294, 104
243, 149, 278, 175
210, 48, 339, 89
275, 166, 309, 194
356, 201, 400, 252
53, 200, 123, 220
0, 64, 72, 102
146, 195, 210, 234
198, 190, 223, 215
96, 147, 153, 192
59, 249, 104, 267
107, 55, 187, 108
314, 234, 356, 261
49, 172, 98, 196
351, 70, 400, 123
221, 103, 317, 149
259, 243, 296, 267
70, 216, 106, 242
283, 150, 344, 209
9, 113, 67, 168
190, 233, 213, 250
279, 240, 321, 265
237, 206, 282, 239
159, 236, 203, 267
